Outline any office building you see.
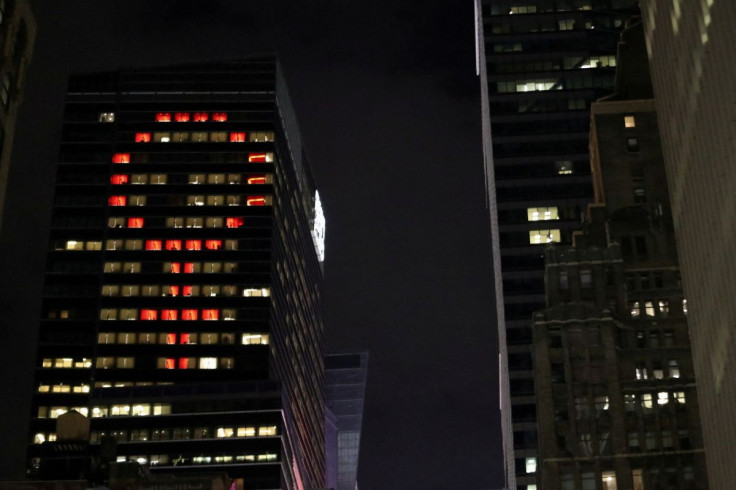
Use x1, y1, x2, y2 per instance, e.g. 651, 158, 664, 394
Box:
27, 57, 327, 490
533, 21, 707, 489
324, 352, 368, 490
0, 0, 35, 231
639, 2, 736, 488
474, 1, 638, 487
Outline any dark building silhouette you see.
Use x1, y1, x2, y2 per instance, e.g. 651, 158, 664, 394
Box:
532, 22, 707, 490
27, 58, 327, 490
640, 2, 736, 488
474, 1, 639, 487
0, 0, 35, 232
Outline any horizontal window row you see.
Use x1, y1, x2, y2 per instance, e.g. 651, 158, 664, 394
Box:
116, 453, 276, 466
37, 383, 90, 394
107, 194, 273, 207
624, 391, 687, 412
630, 300, 684, 318
108, 216, 248, 229
154, 112, 229, 123
635, 360, 680, 380
106, 239, 261, 252
37, 403, 171, 419
97, 332, 269, 346
41, 358, 92, 369
153, 357, 234, 370
99, 285, 269, 298
104, 261, 246, 274
110, 173, 272, 185
133, 132, 274, 145
102, 308, 236, 321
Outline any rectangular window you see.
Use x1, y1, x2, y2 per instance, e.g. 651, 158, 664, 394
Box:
182, 309, 198, 320
153, 132, 171, 143
108, 196, 127, 206
193, 112, 209, 122
248, 152, 273, 163
135, 132, 151, 143
205, 239, 222, 250
527, 207, 559, 221
212, 112, 227, 122
161, 309, 178, 321
127, 217, 144, 228
529, 229, 561, 244
185, 240, 202, 251
243, 334, 269, 345
246, 196, 267, 206
112, 153, 131, 164
156, 112, 171, 122
99, 112, 115, 123
167, 262, 181, 273
202, 309, 219, 320
184, 262, 199, 273
625, 115, 636, 128
145, 240, 162, 251
165, 240, 182, 251
178, 358, 196, 369
627, 137, 639, 152
140, 309, 158, 321
175, 112, 190, 122
199, 357, 217, 369
555, 160, 574, 175
111, 174, 129, 185
226, 217, 244, 228
229, 132, 246, 142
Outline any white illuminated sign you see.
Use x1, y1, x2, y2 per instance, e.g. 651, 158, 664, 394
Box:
311, 191, 326, 262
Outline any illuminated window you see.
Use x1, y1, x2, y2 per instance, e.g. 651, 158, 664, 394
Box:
186, 217, 203, 228
645, 301, 655, 316
205, 239, 222, 250
102, 285, 120, 296
243, 334, 269, 345
659, 300, 669, 316
99, 112, 115, 123
150, 174, 167, 184
668, 360, 680, 378
682, 298, 687, 314
183, 285, 199, 296
229, 132, 246, 142
167, 262, 181, 273
108, 217, 125, 228
248, 152, 273, 163
224, 240, 238, 251
135, 132, 151, 143
674, 391, 686, 404
161, 309, 178, 321
178, 358, 196, 369
142, 285, 160, 296
187, 195, 205, 206
153, 132, 171, 143
246, 196, 268, 206
110, 174, 129, 185
227, 174, 242, 184
202, 309, 219, 320
527, 207, 559, 221
624, 115, 636, 128
199, 357, 217, 369
182, 309, 198, 320
124, 239, 143, 250
226, 217, 244, 228
529, 229, 561, 244
127, 217, 144, 228
212, 112, 227, 122
124, 262, 141, 273
247, 174, 270, 185
112, 153, 130, 164
128, 195, 146, 206
165, 239, 182, 251
249, 132, 274, 142
207, 195, 225, 206
191, 131, 209, 142
108, 196, 126, 206
184, 262, 199, 273
243, 288, 270, 297
189, 174, 205, 184
155, 112, 171, 122
206, 217, 223, 228
258, 426, 277, 436
555, 161, 574, 174
185, 240, 202, 251
140, 309, 158, 321
145, 240, 162, 251
180, 333, 196, 344
131, 174, 147, 184
525, 457, 536, 473
122, 285, 140, 297
226, 195, 241, 206
174, 112, 190, 122
193, 112, 209, 122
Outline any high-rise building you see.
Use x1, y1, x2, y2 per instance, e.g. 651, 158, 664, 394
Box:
324, 352, 368, 490
474, 1, 638, 487
0, 0, 35, 232
639, 2, 735, 488
533, 21, 707, 490
27, 58, 327, 490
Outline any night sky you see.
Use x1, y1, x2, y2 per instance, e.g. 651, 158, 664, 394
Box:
0, 1, 503, 488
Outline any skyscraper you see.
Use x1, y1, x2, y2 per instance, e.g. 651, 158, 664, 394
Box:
475, 1, 638, 488
28, 58, 327, 490
640, 2, 736, 488
0, 0, 35, 232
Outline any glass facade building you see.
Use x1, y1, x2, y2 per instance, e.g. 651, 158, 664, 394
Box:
27, 58, 326, 490
475, 1, 638, 488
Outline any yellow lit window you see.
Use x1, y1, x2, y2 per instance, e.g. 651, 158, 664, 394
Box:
258, 425, 277, 436
527, 207, 559, 221
242, 334, 269, 345
529, 229, 561, 244
624, 115, 636, 128
238, 427, 256, 437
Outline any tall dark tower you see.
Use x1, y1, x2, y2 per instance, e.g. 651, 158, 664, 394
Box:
474, 1, 638, 488
27, 57, 327, 490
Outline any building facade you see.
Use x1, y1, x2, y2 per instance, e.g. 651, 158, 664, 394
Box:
475, 1, 639, 487
0, 0, 35, 231
639, 2, 736, 488
28, 58, 327, 490
533, 22, 707, 489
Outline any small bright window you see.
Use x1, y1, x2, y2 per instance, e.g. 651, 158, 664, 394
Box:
525, 457, 536, 473
199, 357, 217, 369
527, 207, 559, 221
99, 112, 115, 123
624, 115, 636, 128
529, 229, 561, 244
135, 132, 151, 143
155, 113, 171, 122
555, 160, 573, 175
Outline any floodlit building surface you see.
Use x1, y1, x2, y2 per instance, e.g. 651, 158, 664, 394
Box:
0, 0, 35, 232
27, 57, 327, 490
324, 352, 368, 490
533, 21, 707, 490
640, 2, 736, 488
475, 1, 639, 487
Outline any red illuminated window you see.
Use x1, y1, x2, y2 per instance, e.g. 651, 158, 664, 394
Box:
183, 285, 194, 296
178, 358, 191, 369
145, 240, 162, 251
229, 132, 246, 142
185, 240, 202, 251
175, 112, 190, 122
212, 112, 227, 122
108, 196, 127, 206
164, 358, 175, 369
226, 217, 244, 228
112, 153, 131, 164
246, 196, 266, 206
193, 112, 209, 122
168, 285, 180, 297
202, 309, 219, 321
127, 217, 144, 228
135, 132, 151, 143
140, 309, 158, 321
184, 263, 196, 274
180, 333, 192, 344
161, 309, 178, 321
205, 240, 222, 250
170, 262, 181, 273
111, 174, 129, 185
166, 334, 176, 345
156, 112, 171, 122
165, 240, 182, 251
248, 153, 267, 163
182, 309, 198, 320
247, 175, 267, 185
